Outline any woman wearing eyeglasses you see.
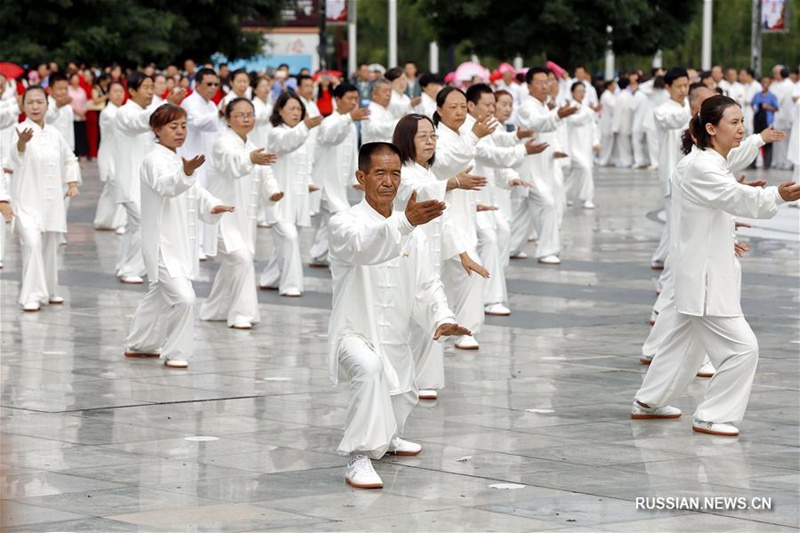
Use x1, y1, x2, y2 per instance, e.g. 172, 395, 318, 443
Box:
200, 98, 281, 329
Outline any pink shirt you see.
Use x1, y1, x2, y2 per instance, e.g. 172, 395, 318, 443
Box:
68, 85, 88, 121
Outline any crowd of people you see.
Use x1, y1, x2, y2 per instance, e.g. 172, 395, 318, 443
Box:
1, 56, 799, 489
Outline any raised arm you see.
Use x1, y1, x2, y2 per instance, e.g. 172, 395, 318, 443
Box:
268, 122, 310, 154
328, 211, 414, 266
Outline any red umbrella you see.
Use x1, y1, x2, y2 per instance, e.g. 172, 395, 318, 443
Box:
0, 62, 24, 80
313, 69, 343, 82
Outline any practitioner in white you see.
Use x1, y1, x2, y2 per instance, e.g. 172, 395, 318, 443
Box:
564, 82, 600, 208
308, 83, 369, 267
93, 80, 127, 231
393, 114, 486, 399
328, 141, 469, 489
613, 77, 634, 168
258, 92, 322, 296
0, 89, 21, 270
124, 104, 233, 368
414, 73, 443, 119
201, 97, 280, 329
650, 68, 690, 271
361, 79, 399, 144
632, 95, 800, 436
295, 74, 322, 218
219, 69, 252, 111
180, 67, 224, 259
510, 67, 577, 264
9, 86, 80, 311
432, 86, 492, 350
385, 67, 417, 119
44, 73, 75, 152
597, 79, 617, 167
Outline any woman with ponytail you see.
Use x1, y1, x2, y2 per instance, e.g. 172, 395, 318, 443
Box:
632, 95, 800, 436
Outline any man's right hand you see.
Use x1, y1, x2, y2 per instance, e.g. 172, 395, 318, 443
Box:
250, 148, 278, 166
778, 181, 800, 202
350, 107, 371, 121
405, 190, 446, 226
55, 95, 72, 108
557, 103, 578, 119
524, 140, 549, 155
304, 115, 323, 129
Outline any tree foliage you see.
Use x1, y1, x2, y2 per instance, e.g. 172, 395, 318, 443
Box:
0, 0, 286, 67
415, 0, 699, 68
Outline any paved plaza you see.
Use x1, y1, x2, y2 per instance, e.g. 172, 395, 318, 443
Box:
1, 162, 798, 532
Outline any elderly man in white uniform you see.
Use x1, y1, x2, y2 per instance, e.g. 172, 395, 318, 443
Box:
308, 83, 369, 266
361, 79, 399, 145
328, 142, 468, 489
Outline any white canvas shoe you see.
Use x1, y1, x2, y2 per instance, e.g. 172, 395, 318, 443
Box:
418, 389, 438, 400
164, 359, 189, 369
22, 301, 41, 312
345, 454, 383, 489
282, 288, 302, 297
631, 400, 682, 420
510, 251, 528, 260
582, 200, 597, 209
640, 354, 653, 365
387, 437, 422, 456
537, 254, 561, 265
692, 419, 739, 436
485, 303, 511, 316
115, 226, 126, 235
120, 275, 144, 284
48, 296, 64, 304
455, 334, 479, 350
696, 361, 716, 378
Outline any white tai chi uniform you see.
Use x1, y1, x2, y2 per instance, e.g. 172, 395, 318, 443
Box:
642, 135, 765, 360
510, 93, 562, 259
126, 144, 223, 362
394, 161, 448, 390
45, 97, 75, 245
651, 98, 690, 266
93, 102, 127, 230
328, 200, 455, 458
613, 89, 634, 168
308, 111, 358, 264
770, 78, 794, 169
469, 116, 527, 308
597, 89, 616, 166
114, 99, 155, 279
432, 123, 485, 336
361, 102, 399, 144
252, 96, 274, 225
414, 92, 437, 120
0, 98, 20, 267
635, 147, 785, 426
259, 122, 313, 294
564, 103, 599, 203
299, 95, 321, 215
201, 129, 280, 326
388, 90, 413, 120
180, 91, 224, 256
10, 119, 80, 306
741, 80, 762, 137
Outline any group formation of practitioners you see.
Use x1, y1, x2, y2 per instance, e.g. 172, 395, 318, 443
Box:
1, 62, 799, 490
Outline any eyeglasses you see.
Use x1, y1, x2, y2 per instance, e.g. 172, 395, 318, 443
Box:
231, 113, 254, 119
416, 133, 438, 141
205, 82, 220, 87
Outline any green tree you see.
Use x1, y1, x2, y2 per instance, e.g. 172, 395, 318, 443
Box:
415, 0, 698, 68
0, 0, 286, 67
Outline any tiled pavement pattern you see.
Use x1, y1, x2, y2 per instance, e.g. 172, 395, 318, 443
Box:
1, 162, 798, 532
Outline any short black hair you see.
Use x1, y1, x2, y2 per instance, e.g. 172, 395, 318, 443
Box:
664, 67, 689, 86
419, 73, 443, 89
358, 142, 402, 173
297, 74, 313, 86
194, 67, 218, 86
224, 97, 254, 120
333, 82, 358, 99
525, 67, 550, 84
465, 83, 493, 105
230, 68, 249, 82
618, 77, 630, 90
385, 67, 404, 82
49, 71, 68, 85
127, 71, 153, 92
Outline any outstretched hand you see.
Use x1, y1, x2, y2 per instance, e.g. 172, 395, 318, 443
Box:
734, 241, 750, 257
453, 165, 487, 190
778, 181, 800, 202
516, 127, 534, 139
405, 190, 446, 226
737, 174, 766, 188
166, 88, 187, 105
759, 125, 786, 144
182, 155, 206, 176
16, 128, 34, 151
210, 204, 235, 214
0, 202, 14, 222
250, 148, 278, 166
433, 322, 472, 340
524, 140, 549, 155
460, 252, 489, 278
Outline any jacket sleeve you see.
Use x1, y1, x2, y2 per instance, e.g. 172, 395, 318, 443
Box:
268, 123, 310, 154
517, 99, 560, 132
185, 100, 221, 132
474, 138, 526, 169
116, 106, 152, 136
317, 113, 353, 146
684, 158, 783, 219
142, 158, 197, 198
59, 132, 81, 186
328, 210, 415, 265
260, 165, 281, 202
432, 131, 478, 180
361, 111, 399, 142
653, 103, 690, 130
727, 134, 765, 173
195, 184, 225, 224
0, 100, 19, 129
411, 233, 456, 335
213, 137, 255, 180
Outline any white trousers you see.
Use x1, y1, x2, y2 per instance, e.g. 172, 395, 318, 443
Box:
772, 131, 789, 168
565, 165, 595, 203
636, 313, 758, 425
17, 227, 59, 305
441, 254, 485, 334
116, 201, 145, 278
598, 133, 616, 166
476, 212, 510, 306
126, 260, 195, 362
632, 130, 650, 168
308, 208, 331, 263
645, 129, 660, 168
94, 180, 127, 229
259, 221, 304, 294
337, 336, 418, 459
200, 238, 260, 326
616, 133, 633, 167
509, 185, 560, 259
651, 197, 671, 264
409, 322, 445, 390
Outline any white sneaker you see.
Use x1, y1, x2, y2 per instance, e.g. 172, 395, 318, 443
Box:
649, 310, 658, 326
631, 400, 682, 420
120, 275, 144, 284
308, 259, 329, 268
650, 260, 664, 270
164, 359, 189, 369
282, 288, 302, 297
537, 254, 561, 265
696, 361, 716, 378
418, 389, 438, 400
345, 454, 383, 489
49, 296, 64, 304
455, 334, 479, 350
582, 200, 597, 209
231, 322, 253, 330
22, 301, 41, 312
639, 354, 653, 365
509, 251, 528, 260
198, 252, 208, 262
387, 437, 422, 456
693, 419, 739, 436
485, 303, 511, 316
115, 226, 126, 235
